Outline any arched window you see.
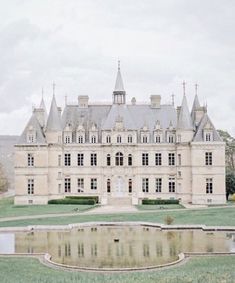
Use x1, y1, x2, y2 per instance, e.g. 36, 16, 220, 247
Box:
115, 152, 123, 166
107, 154, 111, 166
142, 135, 148, 143
117, 135, 122, 143
128, 154, 132, 166
65, 135, 71, 144
128, 135, 133, 143
107, 179, 111, 193
91, 135, 96, 143
106, 135, 111, 143
155, 135, 161, 143
78, 135, 83, 144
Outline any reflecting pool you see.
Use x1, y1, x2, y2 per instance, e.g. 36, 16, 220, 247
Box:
0, 226, 234, 269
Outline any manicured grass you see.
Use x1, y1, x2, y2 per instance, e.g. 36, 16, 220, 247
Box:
0, 256, 234, 283
0, 206, 234, 227
0, 197, 95, 218
137, 204, 183, 210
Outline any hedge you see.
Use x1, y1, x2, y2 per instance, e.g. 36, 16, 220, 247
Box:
48, 198, 95, 205
65, 196, 99, 203
142, 199, 179, 205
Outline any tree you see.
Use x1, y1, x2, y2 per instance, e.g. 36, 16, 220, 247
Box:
226, 170, 235, 200
218, 130, 235, 199
0, 163, 8, 193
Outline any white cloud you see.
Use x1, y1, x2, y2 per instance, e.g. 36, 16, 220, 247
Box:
0, 0, 234, 135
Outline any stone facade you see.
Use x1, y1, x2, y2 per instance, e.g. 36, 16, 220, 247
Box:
14, 65, 226, 205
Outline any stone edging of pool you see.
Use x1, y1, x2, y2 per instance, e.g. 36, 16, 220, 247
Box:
0, 221, 235, 232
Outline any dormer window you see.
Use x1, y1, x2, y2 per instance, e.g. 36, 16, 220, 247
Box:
142, 135, 148, 143
155, 135, 161, 143
106, 135, 111, 143
206, 133, 212, 142
78, 135, 84, 144
91, 135, 97, 143
168, 135, 174, 143
117, 135, 122, 143
65, 135, 71, 144
27, 127, 36, 143
128, 135, 132, 143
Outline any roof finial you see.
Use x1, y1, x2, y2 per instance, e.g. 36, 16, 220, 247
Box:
41, 87, 44, 98
195, 83, 198, 96
65, 94, 67, 106
118, 60, 120, 71
52, 82, 56, 97
182, 81, 186, 96
171, 93, 175, 106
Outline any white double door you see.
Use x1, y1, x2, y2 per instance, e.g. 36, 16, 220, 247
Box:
114, 176, 125, 197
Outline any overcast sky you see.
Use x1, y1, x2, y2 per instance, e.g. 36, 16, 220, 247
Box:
0, 0, 235, 136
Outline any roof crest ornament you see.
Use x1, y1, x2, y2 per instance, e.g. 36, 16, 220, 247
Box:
195, 83, 198, 96
53, 82, 56, 97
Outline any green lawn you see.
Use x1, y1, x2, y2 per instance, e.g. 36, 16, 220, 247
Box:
0, 256, 234, 283
137, 204, 183, 210
0, 206, 234, 227
0, 197, 95, 218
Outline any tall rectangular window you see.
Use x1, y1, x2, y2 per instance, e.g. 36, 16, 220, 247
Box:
128, 154, 132, 166
128, 179, 132, 193
168, 153, 175, 166
142, 178, 149, 193
77, 153, 84, 166
178, 154, 181, 166
168, 177, 175, 192
27, 179, 34, 194
91, 153, 97, 166
77, 178, 84, 193
155, 178, 162, 192
206, 178, 213, 194
142, 153, 149, 166
27, 153, 34, 167
107, 154, 111, 166
205, 152, 212, 165
64, 178, 71, 193
58, 155, 62, 166
64, 153, 71, 166
155, 153, 162, 166
91, 178, 97, 190
107, 179, 111, 193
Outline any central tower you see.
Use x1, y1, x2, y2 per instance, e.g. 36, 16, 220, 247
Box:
113, 61, 126, 104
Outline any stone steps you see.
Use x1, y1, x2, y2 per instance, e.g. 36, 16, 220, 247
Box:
107, 197, 132, 206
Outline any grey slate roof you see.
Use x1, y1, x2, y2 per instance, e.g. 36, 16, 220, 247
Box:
191, 94, 200, 111
17, 113, 46, 144
61, 103, 177, 132
46, 95, 62, 131
39, 97, 48, 123
193, 113, 222, 142
177, 95, 194, 130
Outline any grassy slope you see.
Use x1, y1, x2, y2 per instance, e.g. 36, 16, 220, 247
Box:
0, 256, 234, 283
0, 206, 234, 227
0, 197, 94, 218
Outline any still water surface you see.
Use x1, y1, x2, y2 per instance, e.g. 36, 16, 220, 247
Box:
0, 226, 234, 268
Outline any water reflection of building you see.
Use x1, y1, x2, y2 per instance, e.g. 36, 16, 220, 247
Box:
14, 227, 232, 268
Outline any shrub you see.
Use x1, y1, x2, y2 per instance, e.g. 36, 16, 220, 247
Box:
231, 194, 235, 201
65, 196, 99, 203
48, 198, 95, 205
164, 215, 174, 225
142, 199, 179, 205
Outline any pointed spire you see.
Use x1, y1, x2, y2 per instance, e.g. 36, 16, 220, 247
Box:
46, 95, 62, 131
114, 60, 125, 92
178, 94, 193, 130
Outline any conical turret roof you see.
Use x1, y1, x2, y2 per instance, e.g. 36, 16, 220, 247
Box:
178, 95, 193, 130
114, 63, 125, 92
192, 94, 200, 111
46, 95, 62, 131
